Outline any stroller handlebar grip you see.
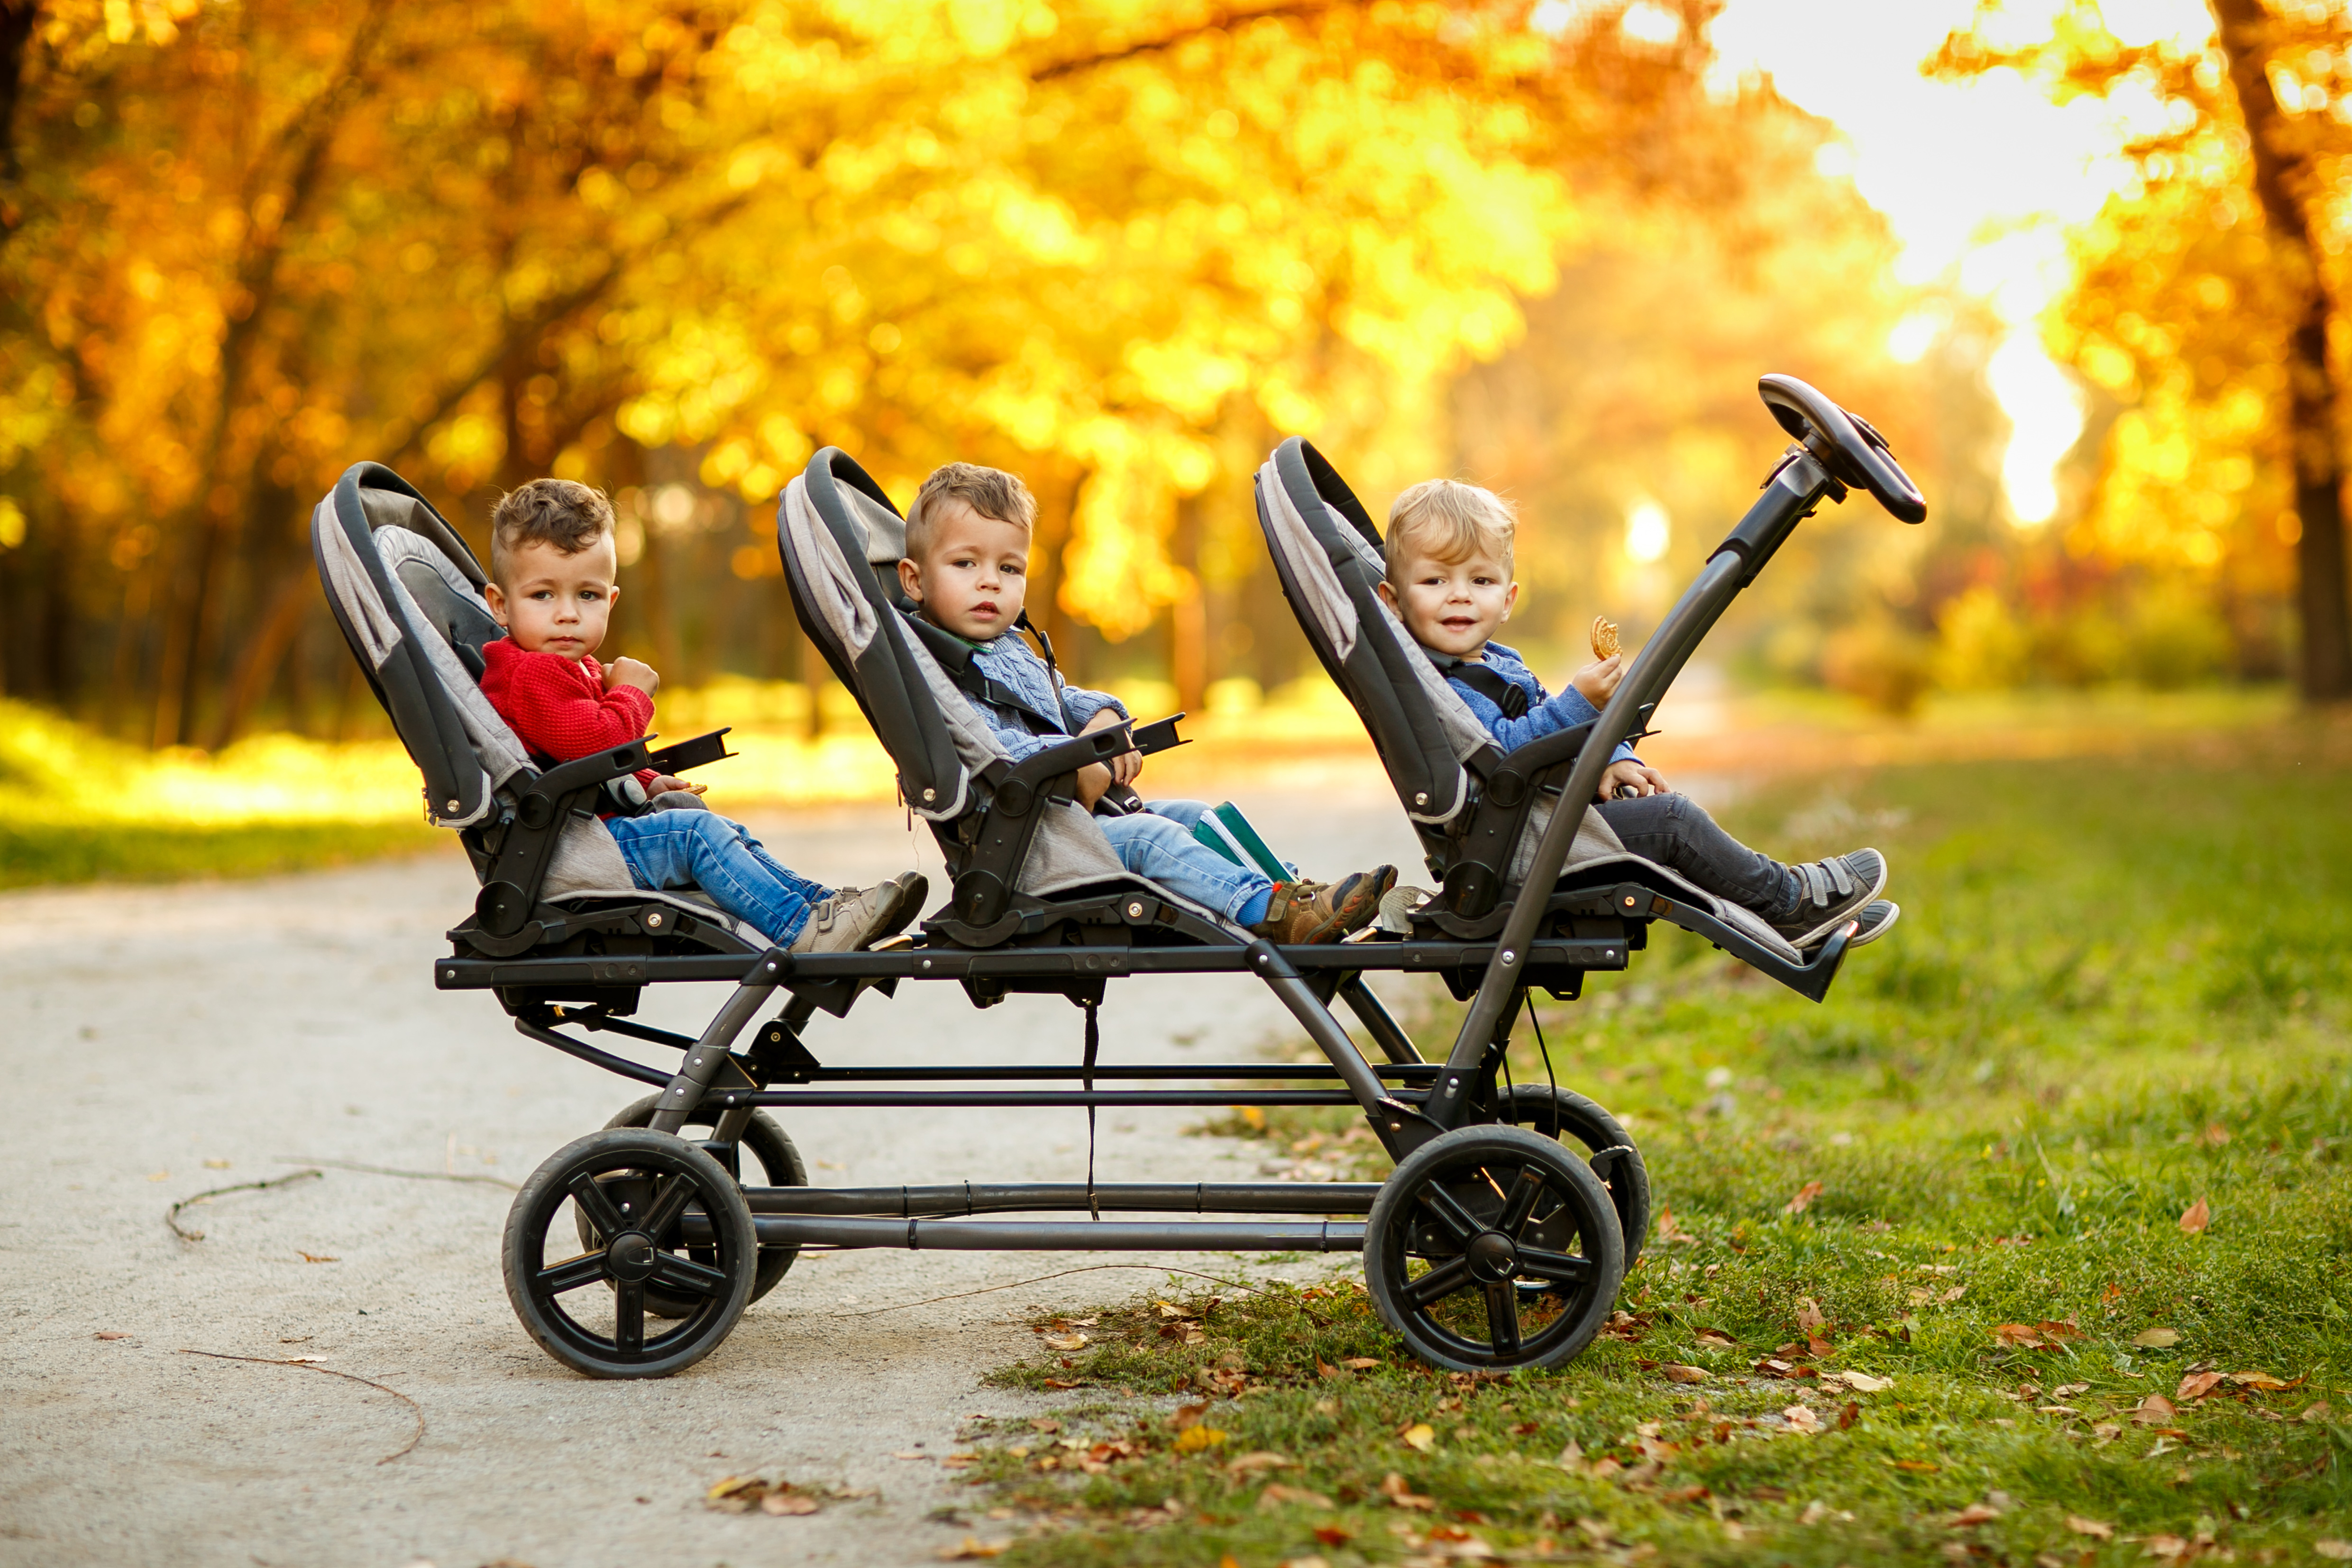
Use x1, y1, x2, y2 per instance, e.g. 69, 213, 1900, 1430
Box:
1758, 373, 1926, 523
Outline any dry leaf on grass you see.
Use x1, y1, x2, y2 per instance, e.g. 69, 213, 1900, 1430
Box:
1782, 1406, 1822, 1433
939, 1538, 1008, 1560
2302, 1402, 2334, 1423
2143, 1534, 2192, 1559
2132, 1327, 2181, 1348
1660, 1364, 1709, 1385
1380, 1472, 1436, 1510
2067, 1517, 2115, 1540
1994, 1324, 2045, 1347
2177, 1371, 2225, 1402
1257, 1484, 1334, 1511
1889, 1459, 1940, 1473
1399, 1423, 1437, 1452
1947, 1503, 2003, 1528
2055, 1382, 2091, 1397
1226, 1451, 1294, 1476
1313, 1524, 1353, 1547
2229, 1370, 2296, 1391
2036, 1319, 2084, 1341
2093, 1422, 2124, 1444
1340, 1357, 1381, 1369
1794, 1298, 1829, 1333
1170, 1401, 1210, 1431
2132, 1394, 2179, 1426
2314, 1543, 2352, 1561
1655, 1205, 1699, 1245
1695, 1329, 1739, 1348
1173, 1426, 1227, 1454
1041, 1334, 1088, 1352
762, 1493, 819, 1516
1784, 1182, 1824, 1215
2178, 1198, 2210, 1234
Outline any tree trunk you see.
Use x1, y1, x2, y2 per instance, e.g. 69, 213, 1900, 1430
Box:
2211, 0, 2352, 701
1169, 495, 1208, 715
0, 0, 37, 191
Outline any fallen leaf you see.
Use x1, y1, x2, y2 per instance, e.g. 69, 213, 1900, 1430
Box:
1380, 1472, 1436, 1510
2143, 1534, 2190, 1559
2131, 1394, 2178, 1427
1994, 1324, 2044, 1347
1400, 1423, 1437, 1452
939, 1539, 1008, 1560
1890, 1459, 1940, 1473
1947, 1503, 2003, 1528
93, 1331, 130, 1341
2315, 1543, 2352, 1561
1695, 1329, 1739, 1348
707, 1476, 761, 1501
2302, 1402, 2334, 1424
1315, 1355, 1341, 1380
1039, 1378, 1088, 1390
1226, 1451, 1295, 1475
1555, 1439, 1584, 1472
2229, 1370, 2294, 1391
1257, 1483, 1333, 1510
2036, 1319, 2084, 1341
1940, 1284, 1968, 1303
296, 1252, 339, 1264
892, 1449, 932, 1461
2132, 1327, 2181, 1348
2178, 1198, 2209, 1235
1838, 1400, 1860, 1430
2177, 1370, 2225, 1402
2092, 1422, 2123, 1444
1784, 1181, 1824, 1215
1341, 1357, 1382, 1369
2067, 1516, 2115, 1540
1041, 1334, 1088, 1352
1782, 1405, 1821, 1433
2198, 1123, 2231, 1147
1313, 1524, 1352, 1546
1840, 1371, 1894, 1393
1576, 1518, 1617, 1545
2055, 1382, 2091, 1397
1170, 1401, 1209, 1431
1794, 1298, 1829, 1333
1660, 1364, 1709, 1385
1173, 1425, 1227, 1454
761, 1492, 819, 1516
1655, 1205, 1698, 1245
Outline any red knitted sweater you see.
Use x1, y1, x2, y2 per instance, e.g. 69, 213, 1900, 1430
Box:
478, 638, 658, 788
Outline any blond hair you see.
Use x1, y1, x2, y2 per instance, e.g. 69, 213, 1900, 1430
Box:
906, 462, 1036, 560
1384, 478, 1516, 584
489, 478, 615, 585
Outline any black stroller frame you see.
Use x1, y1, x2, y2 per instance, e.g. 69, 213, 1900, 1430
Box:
315, 374, 1923, 1380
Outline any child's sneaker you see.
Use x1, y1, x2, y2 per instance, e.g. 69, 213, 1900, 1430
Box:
1250, 866, 1396, 944
789, 871, 928, 954
1772, 848, 1887, 949
1842, 899, 1899, 949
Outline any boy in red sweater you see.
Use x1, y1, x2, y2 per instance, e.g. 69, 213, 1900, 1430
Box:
478, 479, 923, 952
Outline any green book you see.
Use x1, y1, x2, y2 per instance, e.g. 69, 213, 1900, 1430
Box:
1190, 802, 1289, 883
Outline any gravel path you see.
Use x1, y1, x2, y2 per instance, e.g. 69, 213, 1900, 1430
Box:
0, 793, 1426, 1568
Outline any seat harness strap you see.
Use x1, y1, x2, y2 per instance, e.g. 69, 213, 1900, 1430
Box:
897, 608, 1071, 737
1424, 650, 1530, 719
1081, 997, 1101, 1220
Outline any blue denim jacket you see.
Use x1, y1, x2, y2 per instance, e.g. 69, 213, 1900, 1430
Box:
1441, 640, 1639, 766
962, 628, 1128, 761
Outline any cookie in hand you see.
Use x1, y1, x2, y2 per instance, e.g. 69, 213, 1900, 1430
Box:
1590, 615, 1620, 660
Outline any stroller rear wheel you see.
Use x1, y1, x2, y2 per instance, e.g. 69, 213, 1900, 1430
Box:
1364, 1125, 1624, 1373
505, 1128, 756, 1379
594, 1096, 807, 1315
1483, 1085, 1650, 1271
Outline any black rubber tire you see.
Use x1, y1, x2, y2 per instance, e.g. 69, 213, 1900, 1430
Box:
1489, 1084, 1650, 1271
1364, 1125, 1624, 1373
592, 1096, 806, 1314
505, 1128, 756, 1379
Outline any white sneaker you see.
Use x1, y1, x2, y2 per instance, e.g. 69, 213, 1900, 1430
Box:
788, 871, 928, 954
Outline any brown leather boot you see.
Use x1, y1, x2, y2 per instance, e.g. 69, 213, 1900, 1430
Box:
1249, 866, 1396, 944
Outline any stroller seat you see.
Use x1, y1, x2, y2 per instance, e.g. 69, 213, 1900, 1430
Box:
777, 449, 1243, 993
312, 463, 761, 1012
1253, 437, 1814, 989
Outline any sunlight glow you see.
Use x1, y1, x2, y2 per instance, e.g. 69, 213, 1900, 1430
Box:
1625, 499, 1672, 563
1986, 333, 2087, 526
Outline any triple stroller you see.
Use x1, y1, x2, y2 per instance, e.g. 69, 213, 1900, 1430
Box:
312, 374, 1925, 1379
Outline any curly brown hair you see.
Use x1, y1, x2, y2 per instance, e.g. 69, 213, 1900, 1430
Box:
489, 479, 616, 584
905, 463, 1035, 561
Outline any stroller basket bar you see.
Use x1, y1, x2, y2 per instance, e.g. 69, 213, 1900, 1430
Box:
740, 1181, 1381, 1218
680, 1215, 1369, 1253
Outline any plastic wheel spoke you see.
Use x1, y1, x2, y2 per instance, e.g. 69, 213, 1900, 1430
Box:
1483, 1282, 1522, 1356
567, 1173, 630, 1239
1402, 1255, 1474, 1309
614, 1281, 646, 1352
1514, 1246, 1592, 1285
651, 1250, 729, 1298
637, 1172, 700, 1238
1498, 1164, 1547, 1236
1413, 1184, 1486, 1246
536, 1252, 609, 1296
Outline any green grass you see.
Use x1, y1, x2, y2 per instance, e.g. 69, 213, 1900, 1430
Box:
0, 817, 443, 889
942, 743, 2352, 1565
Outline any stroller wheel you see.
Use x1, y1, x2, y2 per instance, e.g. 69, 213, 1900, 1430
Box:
505, 1128, 756, 1379
1364, 1126, 1624, 1373
595, 1097, 807, 1315
1484, 1086, 1650, 1272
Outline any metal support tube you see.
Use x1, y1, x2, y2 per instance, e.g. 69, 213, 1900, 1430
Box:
1339, 973, 1424, 1065
723, 1216, 1368, 1252
727, 1087, 1411, 1110
742, 1181, 1381, 1217
1430, 463, 1835, 1127
1247, 942, 1419, 1145
647, 951, 789, 1134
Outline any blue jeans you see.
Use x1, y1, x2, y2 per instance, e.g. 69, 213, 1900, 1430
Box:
605, 811, 833, 944
1097, 798, 1277, 923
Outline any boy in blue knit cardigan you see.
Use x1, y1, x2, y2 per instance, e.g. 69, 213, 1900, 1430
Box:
1376, 478, 1895, 949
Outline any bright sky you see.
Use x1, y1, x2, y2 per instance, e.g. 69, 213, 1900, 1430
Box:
1700, 0, 2217, 524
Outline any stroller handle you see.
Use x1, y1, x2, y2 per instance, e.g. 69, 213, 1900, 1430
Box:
1758, 373, 1926, 523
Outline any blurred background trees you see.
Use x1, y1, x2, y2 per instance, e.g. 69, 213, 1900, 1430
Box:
0, 0, 2341, 752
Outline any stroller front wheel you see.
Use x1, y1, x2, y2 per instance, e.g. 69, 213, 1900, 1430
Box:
1364, 1126, 1624, 1373
504, 1128, 757, 1379
595, 1096, 808, 1314
1482, 1085, 1650, 1272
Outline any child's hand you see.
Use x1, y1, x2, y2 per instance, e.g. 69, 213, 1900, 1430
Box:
1597, 759, 1669, 801
1080, 709, 1142, 788
605, 656, 660, 696
1073, 761, 1114, 809
1570, 654, 1623, 706
646, 774, 706, 798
